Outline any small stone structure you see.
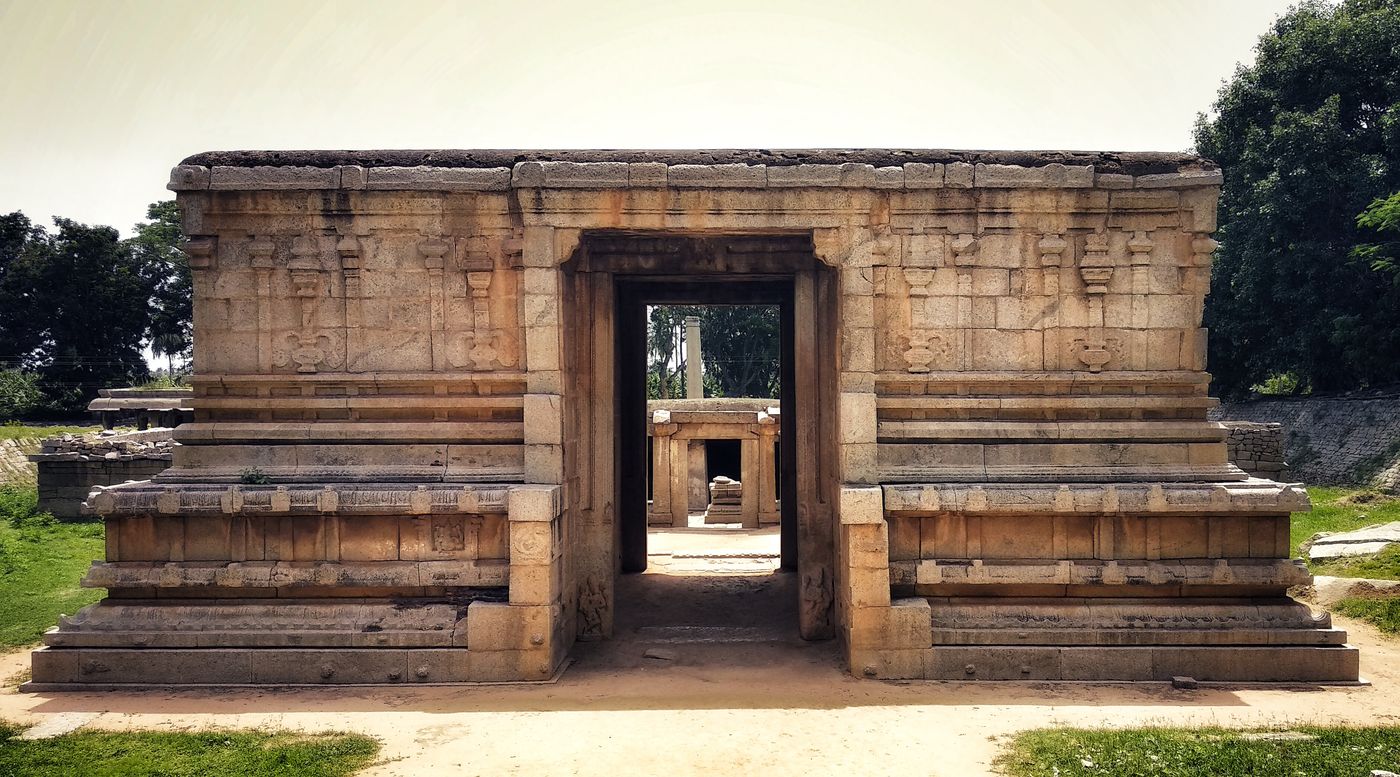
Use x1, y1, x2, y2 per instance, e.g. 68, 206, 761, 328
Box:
648, 398, 779, 529
88, 388, 194, 431
705, 476, 743, 524
29, 430, 175, 520
1220, 421, 1287, 480
27, 148, 1358, 689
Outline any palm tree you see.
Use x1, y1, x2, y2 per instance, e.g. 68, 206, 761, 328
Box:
149, 331, 187, 379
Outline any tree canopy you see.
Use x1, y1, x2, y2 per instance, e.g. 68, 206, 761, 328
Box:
646, 305, 780, 399
1194, 0, 1400, 398
0, 203, 188, 416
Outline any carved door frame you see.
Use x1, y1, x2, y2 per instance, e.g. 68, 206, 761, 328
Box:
561, 232, 839, 642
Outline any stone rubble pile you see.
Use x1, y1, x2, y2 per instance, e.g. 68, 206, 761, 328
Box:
37, 429, 175, 461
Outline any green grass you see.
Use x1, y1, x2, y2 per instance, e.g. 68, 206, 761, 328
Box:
0, 721, 378, 777
0, 423, 99, 441
1313, 544, 1400, 582
997, 726, 1400, 777
1292, 486, 1400, 559
0, 486, 104, 648
1336, 597, 1400, 634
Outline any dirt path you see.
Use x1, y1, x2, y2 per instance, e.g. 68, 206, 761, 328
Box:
1, 614, 1394, 776
3, 530, 1397, 776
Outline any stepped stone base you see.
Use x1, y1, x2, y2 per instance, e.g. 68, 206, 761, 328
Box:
25, 646, 565, 688
853, 644, 1361, 683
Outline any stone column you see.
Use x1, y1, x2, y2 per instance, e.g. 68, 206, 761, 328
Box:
649, 411, 675, 525
670, 436, 690, 528
687, 440, 708, 511
757, 412, 779, 526
522, 226, 565, 483
685, 315, 702, 398
740, 436, 760, 529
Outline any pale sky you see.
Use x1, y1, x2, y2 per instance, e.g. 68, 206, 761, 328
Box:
1, 0, 1298, 235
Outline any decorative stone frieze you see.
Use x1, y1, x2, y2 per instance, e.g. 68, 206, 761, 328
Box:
27, 148, 1357, 691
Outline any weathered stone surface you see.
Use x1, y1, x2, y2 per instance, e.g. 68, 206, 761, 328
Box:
1308, 522, 1400, 561
365, 166, 511, 191
32, 146, 1356, 688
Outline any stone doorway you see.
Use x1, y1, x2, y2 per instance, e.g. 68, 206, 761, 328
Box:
561, 234, 839, 643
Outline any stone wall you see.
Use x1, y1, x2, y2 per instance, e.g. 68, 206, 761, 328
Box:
30, 430, 175, 520
27, 148, 1359, 688
1211, 391, 1400, 488
0, 437, 40, 485
1220, 421, 1287, 480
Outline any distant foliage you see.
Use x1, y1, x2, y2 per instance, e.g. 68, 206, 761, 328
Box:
646, 306, 780, 399
0, 202, 188, 417
0, 370, 42, 419
1194, 0, 1400, 398
1353, 190, 1400, 282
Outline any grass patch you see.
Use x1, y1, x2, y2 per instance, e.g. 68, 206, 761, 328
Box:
1292, 486, 1400, 559
1336, 597, 1400, 634
0, 423, 99, 441
0, 722, 378, 777
0, 486, 104, 648
997, 725, 1400, 777
1313, 543, 1400, 582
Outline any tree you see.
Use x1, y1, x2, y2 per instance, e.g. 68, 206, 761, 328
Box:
645, 305, 780, 399
0, 212, 47, 370
132, 201, 191, 372
0, 213, 155, 413
1352, 190, 1400, 282
1194, 0, 1400, 398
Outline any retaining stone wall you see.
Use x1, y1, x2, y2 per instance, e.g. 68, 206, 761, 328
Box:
30, 429, 174, 520
1211, 390, 1400, 488
0, 438, 40, 485
1220, 422, 1287, 480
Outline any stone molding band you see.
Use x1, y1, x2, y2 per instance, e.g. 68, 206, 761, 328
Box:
169, 162, 1224, 193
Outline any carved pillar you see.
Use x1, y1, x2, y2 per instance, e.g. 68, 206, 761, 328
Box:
649, 412, 675, 525
337, 233, 362, 374
418, 237, 449, 371
246, 236, 274, 373
275, 236, 340, 374
670, 435, 690, 528
740, 435, 760, 529
1075, 231, 1115, 372
1127, 230, 1153, 370
455, 237, 502, 371
1038, 233, 1067, 296
757, 411, 779, 526
951, 233, 978, 370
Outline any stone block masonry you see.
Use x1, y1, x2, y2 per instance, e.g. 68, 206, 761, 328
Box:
1212, 389, 1400, 489
25, 148, 1358, 688
1220, 422, 1287, 480
30, 430, 175, 520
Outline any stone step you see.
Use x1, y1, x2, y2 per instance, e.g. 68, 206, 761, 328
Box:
631, 625, 794, 644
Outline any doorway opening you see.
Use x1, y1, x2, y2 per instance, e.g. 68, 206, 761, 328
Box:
618, 291, 797, 650
560, 233, 838, 645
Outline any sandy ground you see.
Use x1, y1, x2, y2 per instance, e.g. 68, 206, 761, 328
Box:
2, 526, 1398, 776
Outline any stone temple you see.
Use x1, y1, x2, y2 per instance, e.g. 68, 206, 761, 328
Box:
28, 149, 1359, 687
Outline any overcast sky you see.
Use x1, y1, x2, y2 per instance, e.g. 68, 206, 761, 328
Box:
1, 0, 1298, 235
